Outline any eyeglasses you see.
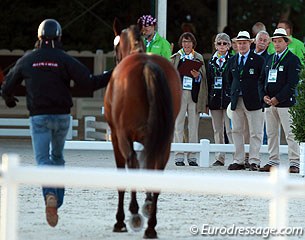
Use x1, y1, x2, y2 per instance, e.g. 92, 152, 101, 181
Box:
216, 42, 228, 46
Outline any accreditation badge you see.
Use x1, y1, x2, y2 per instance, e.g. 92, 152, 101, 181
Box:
268, 69, 277, 83
182, 76, 193, 90
279, 66, 284, 71
249, 68, 254, 74
213, 77, 223, 89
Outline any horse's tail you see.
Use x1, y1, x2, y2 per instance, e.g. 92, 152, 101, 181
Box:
142, 61, 174, 168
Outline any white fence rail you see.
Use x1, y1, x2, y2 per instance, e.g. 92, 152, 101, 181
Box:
1, 154, 305, 240
0, 117, 78, 140
64, 139, 289, 168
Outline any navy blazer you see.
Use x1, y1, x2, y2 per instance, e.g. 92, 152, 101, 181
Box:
225, 51, 265, 111
207, 52, 232, 110
259, 50, 301, 108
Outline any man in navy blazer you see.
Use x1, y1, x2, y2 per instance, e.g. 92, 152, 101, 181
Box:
225, 31, 265, 171
259, 28, 301, 173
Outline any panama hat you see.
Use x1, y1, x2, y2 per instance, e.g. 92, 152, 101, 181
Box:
226, 103, 233, 119
270, 28, 292, 44
233, 31, 253, 42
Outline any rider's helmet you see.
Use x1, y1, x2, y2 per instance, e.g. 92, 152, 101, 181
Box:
37, 19, 62, 40
137, 15, 157, 29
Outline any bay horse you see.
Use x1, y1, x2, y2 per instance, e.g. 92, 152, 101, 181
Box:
104, 22, 181, 238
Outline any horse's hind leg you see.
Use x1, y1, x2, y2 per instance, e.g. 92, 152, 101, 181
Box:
128, 191, 144, 231
113, 190, 127, 232
144, 192, 159, 239
142, 192, 153, 218
128, 148, 144, 231
112, 133, 128, 232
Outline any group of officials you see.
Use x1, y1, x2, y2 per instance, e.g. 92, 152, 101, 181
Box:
225, 28, 301, 174
170, 19, 303, 174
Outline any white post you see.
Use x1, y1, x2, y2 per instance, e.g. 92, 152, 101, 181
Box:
156, 0, 167, 38
217, 0, 228, 32
84, 116, 96, 140
269, 167, 288, 240
199, 139, 210, 167
65, 116, 73, 140
1, 154, 19, 240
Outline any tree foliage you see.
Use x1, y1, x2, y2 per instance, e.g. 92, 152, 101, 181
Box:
289, 64, 305, 143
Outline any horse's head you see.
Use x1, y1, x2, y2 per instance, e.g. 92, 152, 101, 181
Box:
113, 18, 145, 64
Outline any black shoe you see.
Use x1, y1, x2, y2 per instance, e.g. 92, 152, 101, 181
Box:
289, 166, 299, 173
249, 163, 260, 171
188, 161, 198, 166
228, 163, 245, 170
259, 164, 274, 172
175, 161, 185, 166
212, 160, 224, 166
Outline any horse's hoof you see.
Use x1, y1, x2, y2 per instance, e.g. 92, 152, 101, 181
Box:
113, 222, 128, 232
142, 200, 153, 218
143, 228, 158, 239
128, 213, 144, 232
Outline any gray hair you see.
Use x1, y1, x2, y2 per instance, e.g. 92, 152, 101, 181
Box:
255, 30, 270, 41
252, 22, 266, 36
214, 33, 231, 47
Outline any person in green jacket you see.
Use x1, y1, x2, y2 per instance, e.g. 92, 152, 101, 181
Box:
268, 20, 305, 65
137, 14, 172, 60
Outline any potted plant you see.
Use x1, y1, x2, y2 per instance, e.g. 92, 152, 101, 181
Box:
289, 63, 305, 176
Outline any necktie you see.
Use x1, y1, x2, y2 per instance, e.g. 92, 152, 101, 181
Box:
239, 55, 245, 68
275, 54, 279, 63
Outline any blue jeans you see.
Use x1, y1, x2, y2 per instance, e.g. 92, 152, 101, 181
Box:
30, 114, 70, 208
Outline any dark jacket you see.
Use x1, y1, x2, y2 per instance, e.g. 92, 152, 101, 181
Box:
225, 51, 265, 111
259, 49, 301, 108
207, 52, 232, 110
2, 42, 111, 116
254, 49, 270, 62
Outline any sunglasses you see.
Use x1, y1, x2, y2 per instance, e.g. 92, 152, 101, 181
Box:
216, 42, 228, 46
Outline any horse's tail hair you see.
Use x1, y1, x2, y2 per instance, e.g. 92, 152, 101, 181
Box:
142, 61, 174, 167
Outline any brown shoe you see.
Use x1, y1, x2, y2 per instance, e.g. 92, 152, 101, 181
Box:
259, 164, 274, 172
45, 194, 58, 227
289, 166, 299, 174
228, 163, 245, 170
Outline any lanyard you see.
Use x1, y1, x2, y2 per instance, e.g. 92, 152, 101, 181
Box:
212, 59, 227, 76
271, 49, 288, 69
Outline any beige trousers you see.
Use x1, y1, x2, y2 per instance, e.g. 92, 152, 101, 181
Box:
231, 98, 264, 164
174, 90, 199, 161
210, 109, 233, 162
265, 106, 299, 165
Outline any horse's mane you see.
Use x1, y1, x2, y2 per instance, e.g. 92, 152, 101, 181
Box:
127, 25, 145, 54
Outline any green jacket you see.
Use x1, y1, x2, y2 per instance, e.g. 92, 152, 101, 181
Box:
268, 35, 305, 65
143, 32, 172, 60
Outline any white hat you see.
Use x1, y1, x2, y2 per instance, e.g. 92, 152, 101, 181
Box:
233, 31, 253, 42
226, 103, 233, 119
270, 28, 292, 44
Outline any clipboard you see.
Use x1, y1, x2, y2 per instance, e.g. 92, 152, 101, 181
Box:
178, 59, 203, 77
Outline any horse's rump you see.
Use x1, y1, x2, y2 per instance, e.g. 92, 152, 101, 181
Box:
105, 53, 181, 168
